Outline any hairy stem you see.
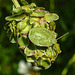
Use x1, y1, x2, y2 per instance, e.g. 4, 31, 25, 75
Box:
12, 0, 20, 8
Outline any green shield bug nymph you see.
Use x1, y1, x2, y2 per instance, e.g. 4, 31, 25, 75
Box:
29, 27, 57, 47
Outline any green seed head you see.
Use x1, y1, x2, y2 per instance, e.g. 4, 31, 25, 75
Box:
5, 0, 61, 69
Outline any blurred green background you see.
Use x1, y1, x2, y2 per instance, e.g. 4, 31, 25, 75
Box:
0, 0, 75, 75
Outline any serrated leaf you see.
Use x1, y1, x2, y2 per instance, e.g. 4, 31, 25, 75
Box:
29, 27, 57, 47
5, 14, 26, 21
44, 13, 59, 22
18, 35, 29, 48
31, 10, 47, 17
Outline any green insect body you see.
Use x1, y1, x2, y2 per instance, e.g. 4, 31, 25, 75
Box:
5, 0, 61, 69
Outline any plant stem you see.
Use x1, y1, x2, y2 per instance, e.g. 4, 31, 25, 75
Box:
50, 0, 55, 12
57, 32, 69, 40
61, 54, 75, 75
12, 0, 20, 8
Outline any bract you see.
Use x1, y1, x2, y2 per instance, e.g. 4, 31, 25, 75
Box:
29, 27, 57, 47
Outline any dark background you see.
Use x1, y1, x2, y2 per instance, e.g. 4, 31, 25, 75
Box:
0, 0, 75, 75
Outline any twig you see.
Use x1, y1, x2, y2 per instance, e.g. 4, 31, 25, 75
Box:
12, 0, 20, 8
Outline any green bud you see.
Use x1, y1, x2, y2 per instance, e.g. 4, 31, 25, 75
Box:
5, 0, 61, 70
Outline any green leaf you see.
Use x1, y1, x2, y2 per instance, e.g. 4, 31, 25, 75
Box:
44, 13, 59, 22
13, 5, 16, 10
30, 3, 36, 7
51, 49, 57, 61
11, 21, 17, 36
18, 35, 29, 48
12, 7, 24, 14
31, 10, 47, 17
9, 33, 17, 43
40, 22, 49, 29
4, 22, 10, 30
17, 17, 29, 30
9, 23, 13, 32
5, 14, 26, 21
37, 58, 51, 69
24, 44, 36, 56
22, 6, 32, 13
51, 31, 58, 38
45, 47, 53, 58
20, 24, 32, 33
34, 7, 45, 12
49, 21, 56, 31
54, 44, 61, 54
36, 50, 44, 57
12, 0, 20, 8
21, 0, 28, 5
26, 56, 36, 62
30, 17, 39, 24
33, 22, 40, 27
46, 47, 57, 61
29, 27, 57, 47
